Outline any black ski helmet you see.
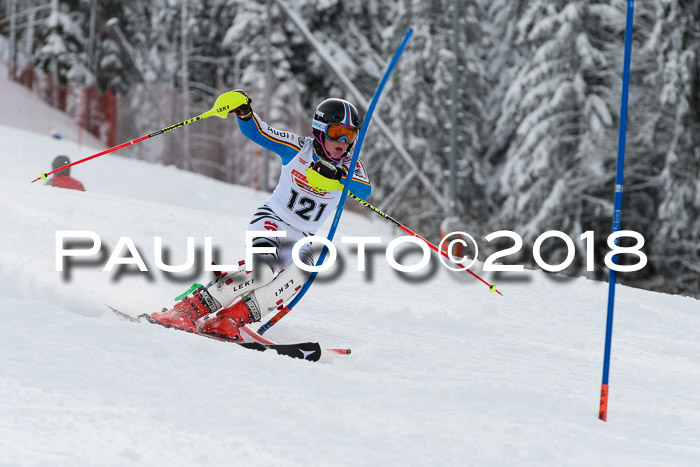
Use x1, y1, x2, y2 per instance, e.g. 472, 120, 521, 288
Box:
52, 155, 71, 176
312, 98, 361, 164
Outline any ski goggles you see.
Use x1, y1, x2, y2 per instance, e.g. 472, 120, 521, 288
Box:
313, 120, 358, 144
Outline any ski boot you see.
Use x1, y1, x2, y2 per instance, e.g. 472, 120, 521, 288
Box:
198, 265, 308, 341
198, 295, 262, 342
150, 286, 219, 333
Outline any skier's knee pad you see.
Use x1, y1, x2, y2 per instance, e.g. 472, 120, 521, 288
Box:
249, 265, 310, 318
206, 261, 275, 310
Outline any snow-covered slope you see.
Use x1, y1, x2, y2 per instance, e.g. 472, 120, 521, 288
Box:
1, 91, 699, 466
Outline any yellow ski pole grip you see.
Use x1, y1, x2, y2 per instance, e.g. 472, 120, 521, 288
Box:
202, 91, 251, 119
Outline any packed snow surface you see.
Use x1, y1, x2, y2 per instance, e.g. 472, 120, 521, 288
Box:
1, 74, 699, 466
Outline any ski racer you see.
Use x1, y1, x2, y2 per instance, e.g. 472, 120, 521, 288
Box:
150, 90, 371, 341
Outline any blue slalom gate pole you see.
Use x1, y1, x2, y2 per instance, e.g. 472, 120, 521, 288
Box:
258, 28, 413, 335
600, 0, 634, 422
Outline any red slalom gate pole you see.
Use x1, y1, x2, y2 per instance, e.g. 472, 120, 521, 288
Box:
31, 91, 249, 183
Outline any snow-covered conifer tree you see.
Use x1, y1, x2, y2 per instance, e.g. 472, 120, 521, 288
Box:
491, 1, 624, 267
650, 0, 700, 295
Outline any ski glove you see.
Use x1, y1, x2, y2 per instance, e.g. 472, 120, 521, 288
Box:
230, 89, 253, 121
305, 160, 347, 192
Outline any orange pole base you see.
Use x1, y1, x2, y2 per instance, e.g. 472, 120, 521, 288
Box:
599, 384, 609, 421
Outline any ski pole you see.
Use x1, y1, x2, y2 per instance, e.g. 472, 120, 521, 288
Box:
349, 193, 502, 295
253, 308, 291, 337
258, 190, 502, 335
31, 91, 248, 183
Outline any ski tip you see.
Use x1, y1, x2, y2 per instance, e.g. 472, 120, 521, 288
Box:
328, 348, 351, 355
105, 304, 142, 322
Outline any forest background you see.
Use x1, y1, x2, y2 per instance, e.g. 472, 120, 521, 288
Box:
1, 0, 698, 298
